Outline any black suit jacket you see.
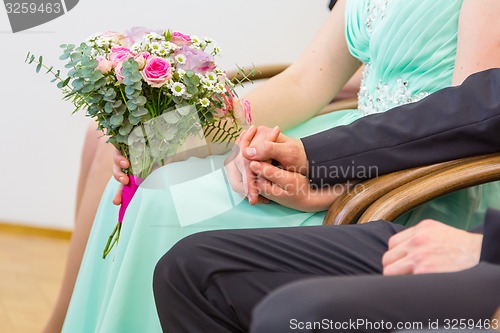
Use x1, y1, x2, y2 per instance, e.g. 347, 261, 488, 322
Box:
300, 68, 500, 263
301, 68, 500, 186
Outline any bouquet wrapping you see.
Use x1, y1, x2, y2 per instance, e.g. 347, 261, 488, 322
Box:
27, 28, 251, 258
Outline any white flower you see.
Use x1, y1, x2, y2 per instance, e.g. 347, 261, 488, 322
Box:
150, 42, 162, 52
158, 48, 168, 57
201, 79, 214, 91
175, 54, 186, 65
199, 98, 210, 108
204, 72, 218, 83
176, 68, 186, 77
145, 32, 162, 40
162, 41, 179, 52
191, 35, 205, 48
214, 83, 225, 94
171, 82, 186, 96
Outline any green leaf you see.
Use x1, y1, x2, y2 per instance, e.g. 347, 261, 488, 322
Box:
125, 85, 136, 95
35, 63, 42, 73
81, 84, 94, 94
104, 102, 114, 114
61, 77, 71, 88
134, 96, 147, 106
119, 123, 134, 136
112, 100, 123, 108
90, 70, 103, 82
110, 114, 124, 127
127, 101, 137, 110
128, 114, 141, 125
131, 106, 148, 117
87, 105, 100, 116
59, 53, 70, 60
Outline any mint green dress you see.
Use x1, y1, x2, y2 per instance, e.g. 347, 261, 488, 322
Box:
62, 1, 500, 332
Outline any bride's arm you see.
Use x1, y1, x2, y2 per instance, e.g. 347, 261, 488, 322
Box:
247, 0, 361, 130
452, 0, 500, 85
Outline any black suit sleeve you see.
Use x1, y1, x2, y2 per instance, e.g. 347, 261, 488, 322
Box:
480, 209, 500, 265
301, 68, 500, 186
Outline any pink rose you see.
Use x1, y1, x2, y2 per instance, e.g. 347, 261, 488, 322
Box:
134, 52, 150, 70
175, 46, 216, 74
171, 32, 192, 46
115, 62, 125, 83
141, 56, 172, 87
234, 99, 252, 125
109, 47, 135, 68
96, 56, 112, 74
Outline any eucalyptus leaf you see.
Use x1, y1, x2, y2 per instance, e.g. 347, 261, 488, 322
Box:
104, 102, 113, 114
119, 123, 134, 136
134, 96, 147, 106
164, 112, 180, 124
132, 106, 148, 117
110, 114, 124, 127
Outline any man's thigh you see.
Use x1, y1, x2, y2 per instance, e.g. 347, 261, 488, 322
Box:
251, 263, 500, 332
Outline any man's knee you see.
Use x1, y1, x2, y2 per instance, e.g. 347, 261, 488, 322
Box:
153, 230, 220, 289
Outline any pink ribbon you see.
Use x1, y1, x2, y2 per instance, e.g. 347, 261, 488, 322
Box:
118, 175, 143, 223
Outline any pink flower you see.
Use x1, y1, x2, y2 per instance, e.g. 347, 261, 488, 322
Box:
96, 56, 112, 74
109, 47, 135, 68
214, 87, 235, 117
141, 56, 172, 87
171, 32, 192, 46
175, 46, 216, 74
134, 52, 150, 70
102, 31, 132, 47
115, 62, 125, 83
234, 99, 252, 125
125, 26, 163, 43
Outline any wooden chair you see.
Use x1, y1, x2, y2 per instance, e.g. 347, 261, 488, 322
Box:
324, 153, 500, 225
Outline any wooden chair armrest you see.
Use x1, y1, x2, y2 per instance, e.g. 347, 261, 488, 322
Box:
227, 64, 289, 83
228, 64, 358, 114
323, 158, 468, 225
357, 154, 500, 223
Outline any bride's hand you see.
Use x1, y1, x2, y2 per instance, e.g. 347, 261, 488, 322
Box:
225, 125, 280, 204
112, 150, 129, 205
249, 161, 348, 212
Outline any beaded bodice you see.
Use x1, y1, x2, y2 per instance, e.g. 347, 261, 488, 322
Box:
345, 0, 463, 115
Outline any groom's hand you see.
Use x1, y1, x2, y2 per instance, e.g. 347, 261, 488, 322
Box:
243, 130, 309, 176
382, 219, 482, 275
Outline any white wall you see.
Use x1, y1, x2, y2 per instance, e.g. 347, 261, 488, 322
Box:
0, 0, 329, 230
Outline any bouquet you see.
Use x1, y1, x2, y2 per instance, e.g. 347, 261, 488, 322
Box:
27, 27, 252, 258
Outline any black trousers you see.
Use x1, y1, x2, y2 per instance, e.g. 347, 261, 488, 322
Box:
153, 221, 500, 332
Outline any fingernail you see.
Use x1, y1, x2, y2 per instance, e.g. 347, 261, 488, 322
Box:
119, 176, 123, 182
120, 161, 127, 168
272, 126, 279, 132
246, 147, 256, 157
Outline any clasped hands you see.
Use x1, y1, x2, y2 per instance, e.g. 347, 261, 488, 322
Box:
111, 125, 483, 276
224, 125, 348, 212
